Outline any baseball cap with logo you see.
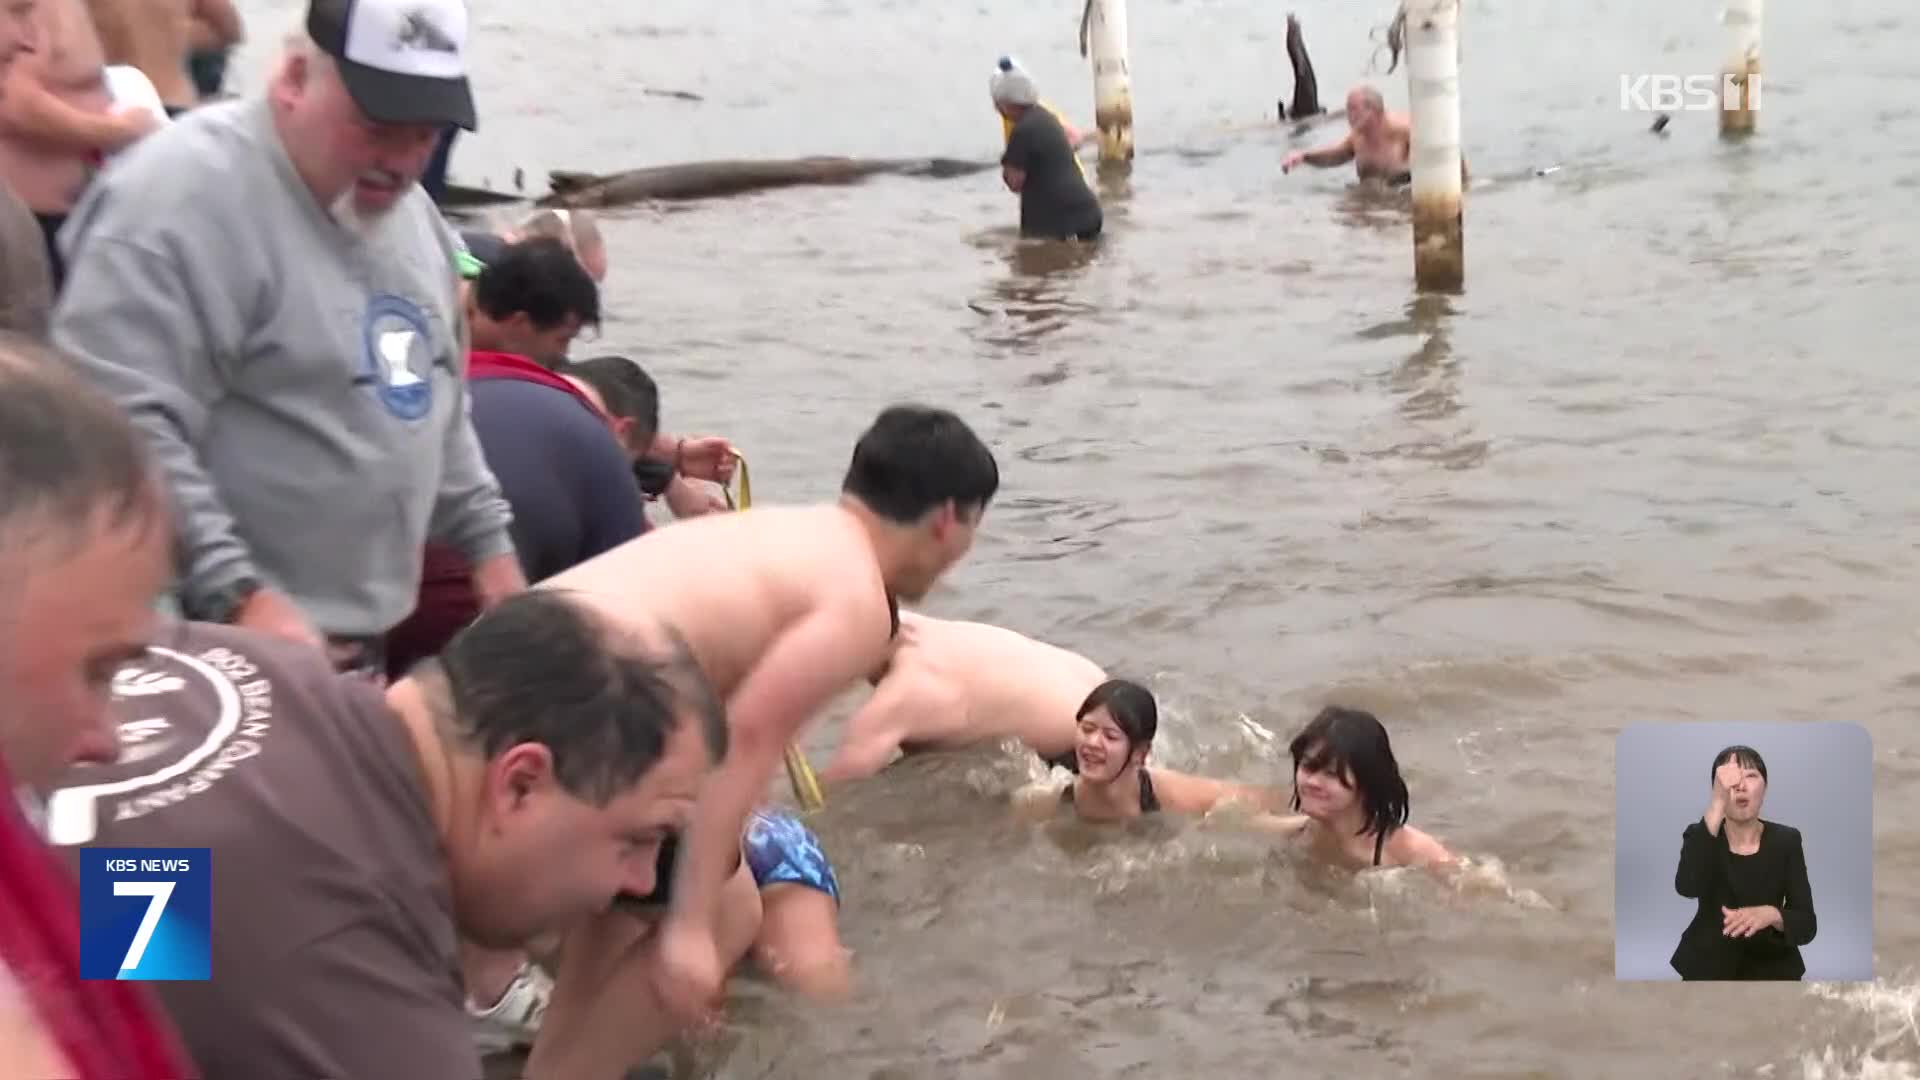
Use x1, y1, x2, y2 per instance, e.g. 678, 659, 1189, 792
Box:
307, 0, 477, 131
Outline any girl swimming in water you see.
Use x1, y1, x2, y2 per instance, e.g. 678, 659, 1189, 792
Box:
1256, 706, 1454, 870
1017, 679, 1284, 822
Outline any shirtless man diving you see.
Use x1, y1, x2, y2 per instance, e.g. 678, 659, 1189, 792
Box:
1282, 84, 1466, 184
820, 610, 1106, 782
516, 403, 999, 1080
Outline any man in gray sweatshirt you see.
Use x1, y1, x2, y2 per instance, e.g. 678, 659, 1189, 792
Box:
49, 0, 525, 674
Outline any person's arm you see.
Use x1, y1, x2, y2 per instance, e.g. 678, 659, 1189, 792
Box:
645, 432, 735, 486
1774, 829, 1817, 946
189, 0, 243, 50
1001, 118, 1032, 192
656, 599, 884, 1013
818, 672, 918, 783
1673, 820, 1718, 899
663, 475, 728, 518
1282, 132, 1354, 172
1150, 769, 1284, 815
0, 44, 150, 153
428, 284, 520, 605
50, 221, 323, 640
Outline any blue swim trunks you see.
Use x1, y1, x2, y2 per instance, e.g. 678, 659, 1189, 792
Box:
743, 810, 840, 905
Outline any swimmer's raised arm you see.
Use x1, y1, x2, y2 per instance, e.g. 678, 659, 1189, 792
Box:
1282, 132, 1355, 173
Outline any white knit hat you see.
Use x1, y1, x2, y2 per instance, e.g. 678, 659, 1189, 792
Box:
989, 56, 1038, 107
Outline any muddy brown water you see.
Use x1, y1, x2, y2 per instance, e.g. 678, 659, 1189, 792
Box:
233, 0, 1920, 1075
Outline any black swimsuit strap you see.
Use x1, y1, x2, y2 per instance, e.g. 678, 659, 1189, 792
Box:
1062, 771, 1161, 814
1373, 828, 1385, 866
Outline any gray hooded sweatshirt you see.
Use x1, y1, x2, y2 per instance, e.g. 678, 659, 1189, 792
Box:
51, 97, 514, 637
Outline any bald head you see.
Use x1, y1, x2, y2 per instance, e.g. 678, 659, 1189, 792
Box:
516, 208, 608, 283
1346, 85, 1386, 131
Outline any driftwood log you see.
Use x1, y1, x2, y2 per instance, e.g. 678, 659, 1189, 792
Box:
537, 156, 996, 209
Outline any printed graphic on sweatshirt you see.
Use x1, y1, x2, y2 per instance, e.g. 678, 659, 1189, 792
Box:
356, 293, 436, 421
44, 645, 278, 847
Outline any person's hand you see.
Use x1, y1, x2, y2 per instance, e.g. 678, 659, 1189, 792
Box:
1712, 760, 1743, 810
651, 921, 727, 1029
665, 476, 730, 518
1281, 150, 1306, 173
469, 551, 528, 609
109, 105, 163, 147
671, 436, 736, 485
231, 588, 324, 648
1722, 905, 1781, 938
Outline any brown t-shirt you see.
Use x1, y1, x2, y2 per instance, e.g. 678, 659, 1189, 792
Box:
46, 622, 476, 1080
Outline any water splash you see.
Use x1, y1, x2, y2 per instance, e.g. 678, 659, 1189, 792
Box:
1801, 974, 1920, 1078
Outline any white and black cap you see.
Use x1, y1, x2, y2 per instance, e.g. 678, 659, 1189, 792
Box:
307, 0, 476, 130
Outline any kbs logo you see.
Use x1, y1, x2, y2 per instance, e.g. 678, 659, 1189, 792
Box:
77, 847, 212, 981
1619, 73, 1761, 112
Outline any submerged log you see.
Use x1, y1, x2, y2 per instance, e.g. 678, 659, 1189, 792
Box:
537, 155, 996, 209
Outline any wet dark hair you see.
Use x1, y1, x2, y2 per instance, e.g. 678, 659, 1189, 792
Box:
565, 355, 659, 439
1288, 706, 1410, 838
427, 590, 726, 806
841, 404, 999, 525
1712, 745, 1768, 783
473, 236, 601, 332
1078, 679, 1158, 748
0, 333, 159, 553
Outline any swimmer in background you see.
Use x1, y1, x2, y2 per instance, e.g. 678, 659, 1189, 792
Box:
1015, 679, 1285, 823
1251, 706, 1455, 870
991, 57, 1103, 242
1281, 84, 1467, 185
818, 610, 1106, 782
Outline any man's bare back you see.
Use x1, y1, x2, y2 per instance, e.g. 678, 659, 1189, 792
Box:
0, 0, 115, 212
86, 0, 194, 110
822, 611, 1106, 780
542, 505, 896, 701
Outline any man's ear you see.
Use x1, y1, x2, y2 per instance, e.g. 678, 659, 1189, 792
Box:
485, 742, 558, 817
927, 500, 958, 540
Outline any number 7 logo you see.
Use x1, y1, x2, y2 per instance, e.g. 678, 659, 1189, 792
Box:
114, 881, 175, 972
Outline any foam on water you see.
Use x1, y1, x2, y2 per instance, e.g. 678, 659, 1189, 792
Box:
1799, 975, 1920, 1079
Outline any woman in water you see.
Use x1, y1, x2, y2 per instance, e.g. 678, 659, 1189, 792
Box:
1018, 679, 1284, 822
1668, 745, 1816, 980
1255, 706, 1454, 870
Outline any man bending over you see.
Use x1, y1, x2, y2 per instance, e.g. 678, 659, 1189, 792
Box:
525, 403, 999, 1078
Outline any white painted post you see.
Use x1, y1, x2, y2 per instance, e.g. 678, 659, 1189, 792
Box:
1086, 0, 1134, 165
1719, 0, 1762, 135
1405, 0, 1464, 291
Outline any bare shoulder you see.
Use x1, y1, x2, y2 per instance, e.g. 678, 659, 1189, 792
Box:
1389, 825, 1455, 869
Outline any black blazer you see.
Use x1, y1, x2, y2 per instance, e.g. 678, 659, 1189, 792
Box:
1669, 818, 1816, 980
